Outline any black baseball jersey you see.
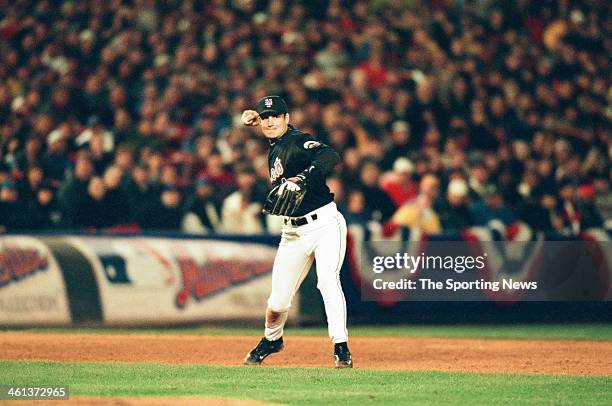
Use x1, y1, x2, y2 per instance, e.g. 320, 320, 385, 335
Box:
268, 124, 339, 216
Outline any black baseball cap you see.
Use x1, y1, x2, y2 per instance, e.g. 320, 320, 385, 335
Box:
256, 95, 288, 118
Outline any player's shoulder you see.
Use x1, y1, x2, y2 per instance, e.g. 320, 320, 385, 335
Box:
287, 125, 325, 150
286, 124, 310, 139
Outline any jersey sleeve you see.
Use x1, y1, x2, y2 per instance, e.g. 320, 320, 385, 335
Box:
298, 138, 340, 184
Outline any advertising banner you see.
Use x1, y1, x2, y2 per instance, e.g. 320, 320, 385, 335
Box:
69, 236, 283, 324
0, 236, 71, 325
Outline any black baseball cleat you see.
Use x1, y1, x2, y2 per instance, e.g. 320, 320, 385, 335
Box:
334, 342, 353, 368
244, 337, 284, 365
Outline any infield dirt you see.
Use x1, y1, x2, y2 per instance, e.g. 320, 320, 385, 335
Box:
1, 332, 611, 375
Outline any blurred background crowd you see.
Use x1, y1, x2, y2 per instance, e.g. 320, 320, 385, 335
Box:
0, 0, 610, 236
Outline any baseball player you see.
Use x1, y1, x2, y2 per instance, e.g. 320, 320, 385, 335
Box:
241, 95, 352, 368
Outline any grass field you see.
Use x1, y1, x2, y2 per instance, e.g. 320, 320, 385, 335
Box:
1, 361, 610, 405
1, 324, 611, 405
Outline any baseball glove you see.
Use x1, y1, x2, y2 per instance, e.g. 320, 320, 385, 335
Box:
263, 178, 307, 216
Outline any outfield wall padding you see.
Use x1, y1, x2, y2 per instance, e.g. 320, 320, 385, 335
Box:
1, 228, 611, 327
0, 234, 287, 326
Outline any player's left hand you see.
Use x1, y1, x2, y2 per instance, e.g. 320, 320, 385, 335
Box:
277, 176, 306, 194
277, 181, 300, 194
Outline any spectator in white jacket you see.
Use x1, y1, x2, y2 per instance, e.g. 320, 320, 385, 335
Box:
221, 166, 264, 234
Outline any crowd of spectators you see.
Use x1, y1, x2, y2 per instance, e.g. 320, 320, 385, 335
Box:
0, 0, 610, 237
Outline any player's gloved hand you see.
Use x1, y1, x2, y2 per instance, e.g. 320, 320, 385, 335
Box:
263, 175, 308, 216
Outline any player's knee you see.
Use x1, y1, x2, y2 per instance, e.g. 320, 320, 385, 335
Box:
266, 296, 291, 312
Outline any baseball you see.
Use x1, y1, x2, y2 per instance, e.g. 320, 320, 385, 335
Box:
241, 110, 260, 126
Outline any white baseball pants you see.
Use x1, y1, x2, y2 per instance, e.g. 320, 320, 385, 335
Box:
264, 202, 348, 343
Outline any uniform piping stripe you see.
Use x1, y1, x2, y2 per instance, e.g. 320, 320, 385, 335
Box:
333, 215, 348, 341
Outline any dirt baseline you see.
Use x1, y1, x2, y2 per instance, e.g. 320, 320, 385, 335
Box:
1, 332, 611, 376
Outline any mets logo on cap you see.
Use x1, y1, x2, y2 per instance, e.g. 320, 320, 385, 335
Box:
264, 98, 273, 108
